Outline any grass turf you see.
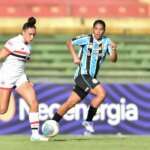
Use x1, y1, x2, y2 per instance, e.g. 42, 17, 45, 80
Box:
0, 135, 149, 150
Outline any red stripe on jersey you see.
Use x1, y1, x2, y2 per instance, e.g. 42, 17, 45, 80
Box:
31, 121, 39, 124
14, 50, 30, 55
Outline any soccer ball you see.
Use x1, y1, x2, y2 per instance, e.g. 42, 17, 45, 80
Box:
42, 120, 59, 137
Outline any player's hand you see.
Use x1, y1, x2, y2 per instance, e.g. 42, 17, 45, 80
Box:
73, 56, 80, 65
111, 42, 117, 50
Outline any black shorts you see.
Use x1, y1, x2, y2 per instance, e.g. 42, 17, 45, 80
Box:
73, 75, 100, 99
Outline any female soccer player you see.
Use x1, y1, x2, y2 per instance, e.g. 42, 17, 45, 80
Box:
0, 17, 48, 141
52, 19, 118, 134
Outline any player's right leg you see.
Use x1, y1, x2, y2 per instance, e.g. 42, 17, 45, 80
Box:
52, 83, 88, 122
0, 88, 12, 114
52, 91, 81, 122
82, 84, 106, 134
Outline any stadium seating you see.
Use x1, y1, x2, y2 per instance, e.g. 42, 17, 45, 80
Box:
0, 0, 149, 17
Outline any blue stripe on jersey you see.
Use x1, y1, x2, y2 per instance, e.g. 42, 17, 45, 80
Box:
72, 36, 89, 46
74, 47, 82, 78
81, 45, 88, 75
89, 42, 99, 77
74, 64, 80, 79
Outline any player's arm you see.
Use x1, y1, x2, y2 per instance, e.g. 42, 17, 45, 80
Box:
108, 41, 118, 63
0, 48, 11, 60
66, 40, 80, 64
0, 40, 14, 60
66, 35, 88, 64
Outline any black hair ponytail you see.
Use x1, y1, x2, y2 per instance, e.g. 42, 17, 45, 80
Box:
22, 17, 36, 30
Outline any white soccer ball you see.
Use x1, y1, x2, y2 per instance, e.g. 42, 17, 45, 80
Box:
42, 120, 59, 137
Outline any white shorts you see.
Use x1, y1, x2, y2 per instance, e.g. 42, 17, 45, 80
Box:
0, 71, 29, 89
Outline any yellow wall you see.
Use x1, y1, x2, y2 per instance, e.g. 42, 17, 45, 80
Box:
0, 17, 150, 35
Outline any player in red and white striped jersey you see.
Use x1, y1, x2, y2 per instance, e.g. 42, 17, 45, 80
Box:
0, 17, 48, 141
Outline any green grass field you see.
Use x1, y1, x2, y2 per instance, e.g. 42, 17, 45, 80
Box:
0, 135, 149, 150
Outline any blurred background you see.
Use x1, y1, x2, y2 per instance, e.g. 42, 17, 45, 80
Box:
0, 0, 149, 83
0, 0, 150, 138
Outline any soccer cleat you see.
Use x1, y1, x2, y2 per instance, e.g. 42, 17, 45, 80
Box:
83, 131, 93, 136
30, 134, 49, 142
82, 121, 95, 133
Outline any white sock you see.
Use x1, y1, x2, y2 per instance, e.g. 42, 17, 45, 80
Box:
29, 112, 39, 136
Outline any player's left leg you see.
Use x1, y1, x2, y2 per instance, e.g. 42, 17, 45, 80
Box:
89, 84, 106, 118
16, 81, 48, 141
83, 84, 106, 133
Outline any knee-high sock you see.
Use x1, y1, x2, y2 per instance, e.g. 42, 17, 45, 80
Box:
86, 105, 97, 121
52, 112, 62, 122
29, 112, 39, 136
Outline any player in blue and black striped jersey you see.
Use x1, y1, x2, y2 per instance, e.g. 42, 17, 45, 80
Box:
52, 19, 118, 134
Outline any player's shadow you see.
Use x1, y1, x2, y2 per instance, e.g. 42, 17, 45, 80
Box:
52, 138, 89, 142
51, 135, 126, 142
51, 137, 110, 142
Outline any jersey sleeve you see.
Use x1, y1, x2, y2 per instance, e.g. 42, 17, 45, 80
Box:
107, 38, 112, 55
71, 35, 89, 46
4, 40, 16, 53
